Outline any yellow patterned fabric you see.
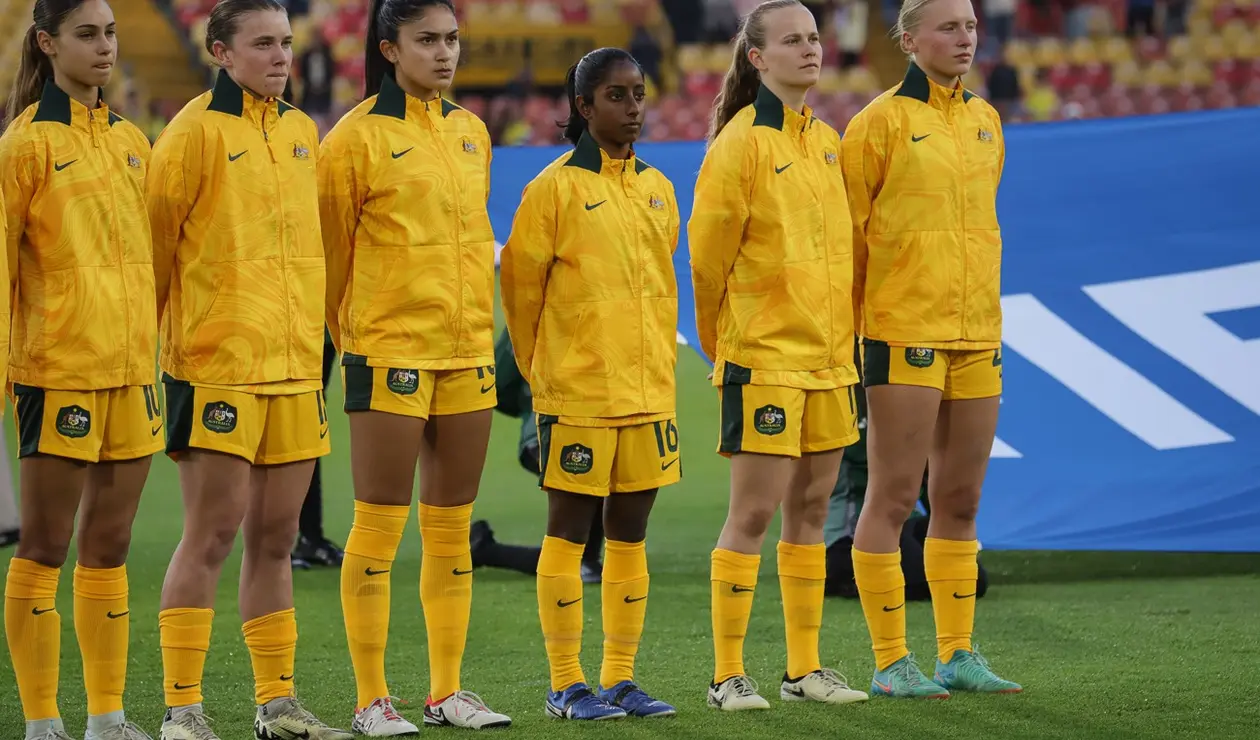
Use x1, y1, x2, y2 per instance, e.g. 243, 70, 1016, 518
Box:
148, 70, 323, 394
501, 132, 679, 419
842, 63, 1004, 350
688, 84, 858, 391
318, 75, 495, 370
0, 80, 155, 391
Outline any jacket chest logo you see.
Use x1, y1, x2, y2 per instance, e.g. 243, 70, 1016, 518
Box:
126, 152, 142, 169
647, 193, 665, 210
977, 129, 993, 142
823, 148, 838, 166
292, 142, 311, 160
460, 137, 478, 154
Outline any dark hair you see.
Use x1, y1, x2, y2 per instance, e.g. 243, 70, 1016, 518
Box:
204, 0, 286, 58
559, 47, 641, 146
364, 0, 456, 98
6, 0, 88, 124
708, 0, 802, 141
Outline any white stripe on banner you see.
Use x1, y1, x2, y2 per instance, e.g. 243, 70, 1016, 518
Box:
1001, 293, 1233, 450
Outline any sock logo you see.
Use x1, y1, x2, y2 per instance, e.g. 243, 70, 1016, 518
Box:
31, 606, 54, 615
106, 610, 129, 619
452, 568, 473, 576
557, 597, 582, 608
364, 567, 390, 576
730, 585, 754, 593
173, 682, 200, 690
883, 603, 904, 612
623, 595, 647, 604
952, 592, 976, 599
280, 674, 294, 681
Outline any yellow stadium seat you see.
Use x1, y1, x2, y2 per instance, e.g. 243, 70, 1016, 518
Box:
1002, 39, 1034, 67
1221, 18, 1249, 45
1188, 16, 1213, 38
1142, 59, 1177, 88
676, 44, 705, 73
1202, 34, 1230, 62
844, 67, 879, 95
1100, 36, 1133, 65
816, 68, 843, 94
1033, 37, 1066, 67
705, 45, 732, 73
1178, 59, 1214, 87
1067, 38, 1100, 65
1112, 60, 1142, 87
1166, 35, 1193, 63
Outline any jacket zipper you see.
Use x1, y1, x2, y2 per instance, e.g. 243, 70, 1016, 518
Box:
94, 110, 133, 378
428, 100, 465, 358
949, 102, 968, 340
800, 118, 835, 368
624, 161, 648, 408
262, 104, 295, 377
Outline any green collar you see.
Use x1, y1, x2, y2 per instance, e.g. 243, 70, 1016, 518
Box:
31, 79, 120, 127
207, 69, 294, 117
894, 62, 975, 105
368, 74, 458, 120
564, 131, 650, 175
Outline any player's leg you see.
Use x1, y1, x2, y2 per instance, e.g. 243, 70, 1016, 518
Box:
157, 383, 260, 739
294, 336, 344, 568
0, 426, 20, 547
6, 387, 97, 739
854, 342, 949, 698
243, 392, 351, 740
340, 365, 426, 735
926, 349, 1019, 694
416, 367, 509, 728
595, 417, 681, 718
75, 385, 163, 739
777, 386, 868, 706
535, 419, 624, 721
707, 384, 802, 711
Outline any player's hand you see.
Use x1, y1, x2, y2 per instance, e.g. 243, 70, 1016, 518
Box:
706, 372, 714, 381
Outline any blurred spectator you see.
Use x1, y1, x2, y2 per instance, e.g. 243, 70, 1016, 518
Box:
1064, 0, 1092, 40
987, 46, 1023, 120
1128, 0, 1157, 37
663, 0, 706, 44
630, 24, 664, 87
831, 0, 869, 69
1024, 68, 1062, 121
297, 32, 335, 120
983, 0, 1018, 52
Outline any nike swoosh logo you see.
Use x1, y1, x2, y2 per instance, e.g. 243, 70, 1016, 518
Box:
151, 424, 163, 436
911, 134, 931, 142
228, 150, 247, 161
557, 598, 581, 608
774, 162, 793, 174
32, 606, 54, 615
660, 457, 679, 471
320, 427, 329, 439
365, 567, 390, 576
953, 592, 976, 599
883, 603, 904, 612
873, 679, 892, 693
173, 682, 199, 690
452, 568, 473, 576
784, 685, 805, 697
480, 382, 496, 394
54, 160, 77, 171
279, 674, 293, 681
392, 147, 414, 159
623, 595, 647, 604
730, 585, 754, 593
107, 610, 129, 619
585, 200, 607, 211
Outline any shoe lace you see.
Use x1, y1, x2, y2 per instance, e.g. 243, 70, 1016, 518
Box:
724, 675, 761, 698
176, 711, 217, 740
816, 667, 854, 692
119, 722, 152, 740
284, 698, 332, 729
376, 697, 406, 722
967, 645, 993, 672
451, 690, 491, 713
891, 654, 934, 688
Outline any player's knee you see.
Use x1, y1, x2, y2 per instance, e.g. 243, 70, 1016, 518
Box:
861, 494, 918, 531
192, 523, 243, 566
932, 483, 982, 524
730, 502, 776, 540
76, 524, 132, 569
15, 535, 71, 569
783, 491, 829, 526
245, 519, 301, 562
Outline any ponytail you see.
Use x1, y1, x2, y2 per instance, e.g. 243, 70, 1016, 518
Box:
364, 0, 456, 99
557, 47, 640, 146
706, 0, 803, 142
6, 25, 52, 125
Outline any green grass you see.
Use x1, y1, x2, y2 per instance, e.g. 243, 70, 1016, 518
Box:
2, 287, 1260, 738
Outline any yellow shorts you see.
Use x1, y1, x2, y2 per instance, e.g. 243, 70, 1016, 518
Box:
163, 378, 331, 465
717, 384, 860, 457
12, 384, 165, 463
538, 415, 682, 497
341, 363, 498, 419
861, 340, 1003, 400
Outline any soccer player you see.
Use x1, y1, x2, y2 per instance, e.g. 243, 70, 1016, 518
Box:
317, 0, 509, 732
688, 0, 870, 711
1, 2, 158, 738
146, 2, 353, 738
501, 47, 680, 721
841, 0, 1021, 699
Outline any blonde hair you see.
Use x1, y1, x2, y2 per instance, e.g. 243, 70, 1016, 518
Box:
893, 0, 937, 56
707, 0, 802, 142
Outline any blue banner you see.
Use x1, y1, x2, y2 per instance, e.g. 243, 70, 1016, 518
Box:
488, 109, 1260, 552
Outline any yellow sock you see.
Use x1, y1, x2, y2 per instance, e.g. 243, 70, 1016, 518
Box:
924, 537, 979, 663
342, 501, 408, 708
419, 502, 474, 702
159, 608, 213, 707
242, 609, 298, 705
537, 536, 586, 692
599, 539, 649, 689
710, 549, 759, 684
852, 548, 908, 671
778, 542, 825, 679
74, 565, 129, 717
5, 558, 62, 721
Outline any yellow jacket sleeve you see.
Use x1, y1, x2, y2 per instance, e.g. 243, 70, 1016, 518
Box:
146, 125, 201, 326
0, 135, 38, 305
500, 175, 557, 383
841, 110, 889, 334
0, 187, 9, 407
316, 133, 365, 353
688, 133, 753, 361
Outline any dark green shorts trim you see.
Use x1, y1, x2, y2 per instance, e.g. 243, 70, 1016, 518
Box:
861, 339, 891, 387
13, 384, 45, 458
535, 413, 558, 488
162, 374, 195, 455
719, 384, 745, 454
343, 364, 374, 412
